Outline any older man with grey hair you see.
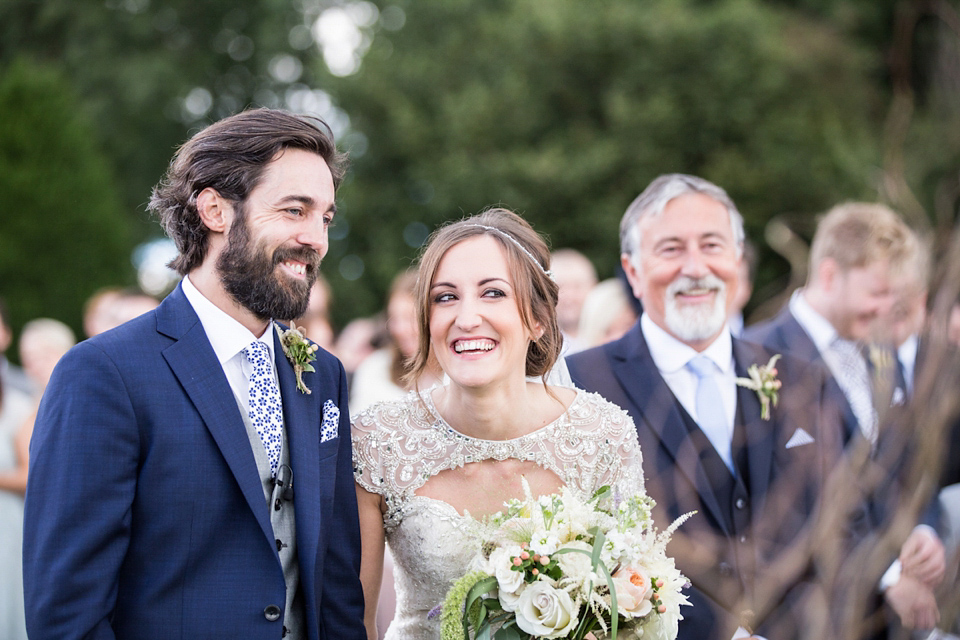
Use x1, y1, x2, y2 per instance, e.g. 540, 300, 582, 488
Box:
568, 173, 844, 640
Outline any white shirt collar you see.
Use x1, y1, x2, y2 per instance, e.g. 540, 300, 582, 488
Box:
789, 288, 839, 352
640, 312, 734, 375
180, 275, 276, 365
898, 333, 919, 376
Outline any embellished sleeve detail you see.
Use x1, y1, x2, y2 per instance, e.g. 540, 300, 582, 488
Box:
351, 391, 454, 532
557, 391, 646, 500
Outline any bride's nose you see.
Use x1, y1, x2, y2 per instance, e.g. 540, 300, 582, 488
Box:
454, 298, 482, 331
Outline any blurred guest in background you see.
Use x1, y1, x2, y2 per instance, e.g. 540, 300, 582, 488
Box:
0, 373, 34, 640
335, 317, 379, 384
83, 288, 159, 338
349, 269, 441, 415
296, 275, 336, 353
1, 317, 74, 640
745, 203, 945, 636
550, 248, 598, 353
82, 287, 123, 338
19, 318, 76, 393
0, 298, 34, 397
576, 277, 638, 349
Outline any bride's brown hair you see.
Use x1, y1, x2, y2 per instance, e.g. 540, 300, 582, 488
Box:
403, 208, 562, 386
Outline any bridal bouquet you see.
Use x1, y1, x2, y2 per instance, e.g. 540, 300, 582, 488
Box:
438, 480, 691, 640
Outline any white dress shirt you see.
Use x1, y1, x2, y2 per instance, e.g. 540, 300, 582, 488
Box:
641, 313, 737, 468
788, 289, 838, 357
642, 314, 762, 640
790, 290, 878, 441
897, 333, 918, 395
180, 275, 280, 414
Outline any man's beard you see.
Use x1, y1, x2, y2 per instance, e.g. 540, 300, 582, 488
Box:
664, 274, 728, 343
216, 209, 321, 321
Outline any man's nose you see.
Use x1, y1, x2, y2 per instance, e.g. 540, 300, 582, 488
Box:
680, 247, 709, 279
297, 215, 329, 257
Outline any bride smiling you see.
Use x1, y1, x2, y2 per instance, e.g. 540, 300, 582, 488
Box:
351, 208, 646, 639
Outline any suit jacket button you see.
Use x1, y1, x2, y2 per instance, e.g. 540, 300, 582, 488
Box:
264, 605, 282, 621
735, 498, 746, 509
718, 562, 734, 577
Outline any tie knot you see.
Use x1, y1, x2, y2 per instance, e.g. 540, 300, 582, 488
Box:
831, 337, 862, 359
687, 354, 716, 379
244, 340, 272, 367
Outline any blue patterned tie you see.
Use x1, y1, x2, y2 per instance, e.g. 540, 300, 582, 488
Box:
687, 355, 735, 474
244, 340, 283, 477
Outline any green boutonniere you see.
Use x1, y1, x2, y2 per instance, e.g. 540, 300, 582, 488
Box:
278, 322, 319, 394
735, 354, 782, 420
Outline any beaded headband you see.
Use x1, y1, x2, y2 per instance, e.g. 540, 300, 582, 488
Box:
464, 224, 554, 281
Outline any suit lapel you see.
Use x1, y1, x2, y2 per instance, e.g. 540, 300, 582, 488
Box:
610, 326, 728, 531
158, 287, 275, 546
273, 327, 321, 598
732, 339, 776, 512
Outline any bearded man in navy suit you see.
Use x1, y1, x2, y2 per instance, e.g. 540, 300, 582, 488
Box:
23, 109, 365, 640
567, 174, 844, 640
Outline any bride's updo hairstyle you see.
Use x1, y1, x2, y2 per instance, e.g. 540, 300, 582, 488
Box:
404, 208, 562, 385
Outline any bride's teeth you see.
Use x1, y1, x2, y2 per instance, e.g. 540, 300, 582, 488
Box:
454, 339, 494, 353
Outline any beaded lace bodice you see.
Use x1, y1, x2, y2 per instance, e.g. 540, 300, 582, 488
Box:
352, 387, 645, 639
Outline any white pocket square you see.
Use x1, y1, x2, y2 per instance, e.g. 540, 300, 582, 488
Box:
785, 428, 815, 449
321, 400, 340, 443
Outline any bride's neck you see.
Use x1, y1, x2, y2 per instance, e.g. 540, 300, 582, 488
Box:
435, 380, 547, 441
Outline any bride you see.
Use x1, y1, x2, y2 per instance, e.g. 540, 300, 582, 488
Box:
352, 208, 646, 639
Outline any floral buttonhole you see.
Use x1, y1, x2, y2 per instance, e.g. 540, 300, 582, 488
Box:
277, 322, 319, 394
735, 354, 782, 421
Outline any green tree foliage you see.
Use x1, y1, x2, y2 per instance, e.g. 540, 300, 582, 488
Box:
0, 59, 133, 338
0, 0, 319, 236
323, 0, 885, 321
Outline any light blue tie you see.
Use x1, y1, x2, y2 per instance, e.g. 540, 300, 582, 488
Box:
244, 340, 283, 477
687, 355, 734, 474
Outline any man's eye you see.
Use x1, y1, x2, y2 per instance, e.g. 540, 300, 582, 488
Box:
287, 208, 304, 216
324, 215, 336, 227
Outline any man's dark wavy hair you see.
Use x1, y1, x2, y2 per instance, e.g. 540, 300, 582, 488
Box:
148, 108, 347, 275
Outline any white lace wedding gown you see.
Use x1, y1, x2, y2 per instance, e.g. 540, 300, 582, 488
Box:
352, 388, 646, 640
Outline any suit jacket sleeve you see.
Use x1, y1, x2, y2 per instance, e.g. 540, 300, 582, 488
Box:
23, 341, 138, 640
317, 362, 366, 639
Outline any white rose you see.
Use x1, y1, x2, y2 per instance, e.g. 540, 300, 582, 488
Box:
499, 583, 524, 612
555, 540, 594, 591
489, 547, 525, 595
514, 581, 579, 638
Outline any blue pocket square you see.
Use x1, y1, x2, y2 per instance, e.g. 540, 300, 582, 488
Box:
321, 400, 340, 443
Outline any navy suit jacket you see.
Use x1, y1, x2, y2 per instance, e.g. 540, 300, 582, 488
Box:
743, 306, 860, 445
745, 306, 940, 533
23, 285, 365, 640
568, 322, 840, 640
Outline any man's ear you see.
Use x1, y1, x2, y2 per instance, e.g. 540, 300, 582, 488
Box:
621, 253, 643, 301
196, 187, 231, 233
818, 257, 838, 292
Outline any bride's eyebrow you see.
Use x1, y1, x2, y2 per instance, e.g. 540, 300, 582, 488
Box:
478, 277, 510, 287
430, 281, 456, 290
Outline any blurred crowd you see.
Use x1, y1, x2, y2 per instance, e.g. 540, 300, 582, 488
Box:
2, 198, 960, 639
